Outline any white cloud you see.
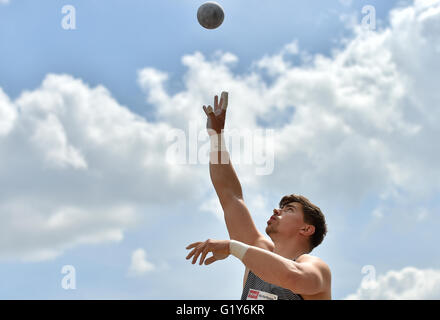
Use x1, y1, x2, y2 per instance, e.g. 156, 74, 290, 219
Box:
0, 0, 10, 5
199, 195, 224, 222
346, 267, 440, 299
30, 113, 88, 169
253, 40, 300, 77
128, 248, 155, 277
0, 88, 16, 136
0, 74, 199, 262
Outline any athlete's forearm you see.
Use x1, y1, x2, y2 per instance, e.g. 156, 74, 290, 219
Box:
209, 134, 243, 199
240, 245, 299, 289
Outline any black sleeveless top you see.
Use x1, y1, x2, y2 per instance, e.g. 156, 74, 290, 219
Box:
241, 265, 304, 300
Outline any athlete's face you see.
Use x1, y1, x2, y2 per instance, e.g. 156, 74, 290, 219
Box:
265, 201, 308, 238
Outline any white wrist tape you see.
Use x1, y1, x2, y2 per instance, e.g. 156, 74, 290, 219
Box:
209, 133, 229, 164
229, 240, 250, 261
210, 133, 227, 152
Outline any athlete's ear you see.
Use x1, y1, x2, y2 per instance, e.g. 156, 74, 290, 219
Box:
300, 225, 315, 237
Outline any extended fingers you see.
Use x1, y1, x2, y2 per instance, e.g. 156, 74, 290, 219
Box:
186, 242, 201, 250
186, 241, 215, 265
205, 106, 217, 125
214, 95, 219, 111
203, 105, 214, 116
185, 242, 205, 264
192, 245, 204, 264
185, 242, 201, 260
202, 105, 210, 116
221, 91, 228, 111
186, 247, 196, 260
199, 247, 209, 265
214, 95, 225, 112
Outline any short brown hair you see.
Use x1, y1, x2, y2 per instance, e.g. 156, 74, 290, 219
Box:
279, 194, 327, 252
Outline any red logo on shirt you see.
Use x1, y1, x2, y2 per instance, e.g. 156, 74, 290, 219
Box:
248, 289, 259, 299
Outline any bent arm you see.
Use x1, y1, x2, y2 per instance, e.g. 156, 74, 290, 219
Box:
238, 244, 330, 296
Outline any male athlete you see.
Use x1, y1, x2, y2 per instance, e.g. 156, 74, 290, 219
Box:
185, 92, 331, 300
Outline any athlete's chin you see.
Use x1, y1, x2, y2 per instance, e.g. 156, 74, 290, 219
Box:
265, 226, 273, 235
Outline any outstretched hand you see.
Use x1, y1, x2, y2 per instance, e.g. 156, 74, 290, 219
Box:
202, 91, 228, 136
186, 239, 231, 266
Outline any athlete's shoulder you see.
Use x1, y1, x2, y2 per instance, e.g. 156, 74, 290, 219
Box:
296, 253, 325, 263
296, 254, 331, 275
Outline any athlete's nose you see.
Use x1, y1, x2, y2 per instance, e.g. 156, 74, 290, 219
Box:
273, 208, 281, 216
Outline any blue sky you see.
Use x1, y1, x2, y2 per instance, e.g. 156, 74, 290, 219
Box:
0, 0, 404, 118
1, 0, 440, 300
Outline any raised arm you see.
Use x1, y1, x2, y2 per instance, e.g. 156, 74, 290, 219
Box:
203, 93, 269, 247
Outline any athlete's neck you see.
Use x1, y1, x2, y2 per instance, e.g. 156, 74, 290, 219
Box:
272, 241, 308, 261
